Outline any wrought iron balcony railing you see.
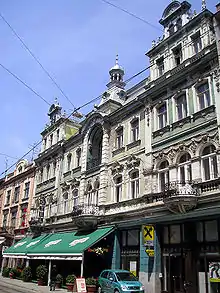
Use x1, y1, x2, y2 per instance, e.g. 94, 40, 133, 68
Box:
163, 181, 199, 198
86, 158, 101, 170
72, 204, 99, 217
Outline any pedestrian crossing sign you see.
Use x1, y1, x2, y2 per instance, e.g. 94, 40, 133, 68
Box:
142, 225, 154, 243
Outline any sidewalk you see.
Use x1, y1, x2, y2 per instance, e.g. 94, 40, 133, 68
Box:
0, 275, 67, 292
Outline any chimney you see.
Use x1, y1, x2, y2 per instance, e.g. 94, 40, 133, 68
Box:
216, 3, 220, 11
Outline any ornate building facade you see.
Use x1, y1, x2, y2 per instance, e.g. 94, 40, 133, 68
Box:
24, 1, 220, 293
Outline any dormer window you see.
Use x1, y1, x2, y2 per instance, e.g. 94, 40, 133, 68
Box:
169, 23, 175, 36
191, 32, 202, 54
176, 18, 182, 30
173, 45, 182, 66
156, 57, 164, 77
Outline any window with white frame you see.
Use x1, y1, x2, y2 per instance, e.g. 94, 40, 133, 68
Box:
157, 103, 167, 129
178, 153, 192, 183
67, 154, 72, 171
130, 170, 139, 199
52, 161, 56, 177
176, 94, 187, 120
158, 160, 169, 191
56, 129, 60, 142
156, 57, 164, 77
191, 32, 202, 54
196, 82, 210, 110
76, 149, 81, 167
176, 18, 182, 30
63, 192, 69, 214
116, 127, 124, 149
114, 175, 122, 202
49, 134, 53, 146
11, 210, 17, 228
13, 186, 20, 203
72, 189, 79, 207
130, 119, 139, 142
3, 213, 8, 229
173, 45, 182, 66
46, 165, 50, 180
202, 145, 218, 181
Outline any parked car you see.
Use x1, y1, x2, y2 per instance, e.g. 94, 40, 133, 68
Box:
98, 269, 144, 293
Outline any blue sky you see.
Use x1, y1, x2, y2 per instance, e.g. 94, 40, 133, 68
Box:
0, 0, 217, 176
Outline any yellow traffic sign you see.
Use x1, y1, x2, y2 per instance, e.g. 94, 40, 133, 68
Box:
146, 249, 154, 257
143, 225, 154, 242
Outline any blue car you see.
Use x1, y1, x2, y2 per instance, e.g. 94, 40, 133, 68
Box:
98, 269, 145, 293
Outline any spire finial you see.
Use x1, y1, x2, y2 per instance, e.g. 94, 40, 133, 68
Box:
54, 97, 59, 105
115, 54, 119, 65
202, 0, 206, 10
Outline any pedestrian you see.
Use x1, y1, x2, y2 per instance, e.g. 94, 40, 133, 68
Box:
50, 265, 57, 291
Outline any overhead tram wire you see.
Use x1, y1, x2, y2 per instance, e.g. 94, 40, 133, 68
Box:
100, 0, 162, 32
0, 62, 50, 106
0, 153, 19, 160
0, 31, 215, 176
0, 65, 150, 177
0, 12, 76, 109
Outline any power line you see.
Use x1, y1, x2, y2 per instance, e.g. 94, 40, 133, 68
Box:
0, 30, 215, 176
0, 12, 75, 109
0, 153, 18, 160
0, 62, 51, 106
100, 0, 162, 32
0, 65, 150, 177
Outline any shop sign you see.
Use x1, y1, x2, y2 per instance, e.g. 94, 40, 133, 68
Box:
209, 262, 220, 283
76, 278, 87, 293
145, 249, 154, 257
130, 261, 137, 277
142, 225, 154, 246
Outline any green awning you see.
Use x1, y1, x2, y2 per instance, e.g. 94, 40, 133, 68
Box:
3, 234, 49, 258
27, 226, 114, 260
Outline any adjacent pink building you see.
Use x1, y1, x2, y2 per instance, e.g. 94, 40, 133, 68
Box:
0, 160, 36, 250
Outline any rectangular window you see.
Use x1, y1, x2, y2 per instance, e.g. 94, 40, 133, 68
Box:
115, 176, 122, 202
176, 94, 187, 120
197, 83, 210, 110
3, 213, 8, 229
6, 190, 11, 205
192, 32, 202, 54
49, 134, 53, 146
205, 220, 218, 242
14, 186, 20, 203
116, 127, 123, 149
127, 230, 139, 246
157, 58, 164, 77
44, 138, 47, 150
158, 104, 167, 129
173, 46, 182, 66
11, 210, 17, 228
130, 171, 139, 199
24, 182, 30, 199
131, 119, 139, 142
76, 149, 81, 167
56, 129, 60, 142
67, 154, 72, 171
20, 206, 27, 227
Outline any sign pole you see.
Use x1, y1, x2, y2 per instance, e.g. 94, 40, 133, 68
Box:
80, 252, 84, 277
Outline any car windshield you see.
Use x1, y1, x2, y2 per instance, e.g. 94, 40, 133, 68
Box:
115, 272, 136, 281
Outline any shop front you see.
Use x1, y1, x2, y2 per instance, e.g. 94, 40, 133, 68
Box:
159, 218, 220, 293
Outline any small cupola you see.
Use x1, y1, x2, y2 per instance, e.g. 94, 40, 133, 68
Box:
107, 55, 125, 90
48, 98, 62, 124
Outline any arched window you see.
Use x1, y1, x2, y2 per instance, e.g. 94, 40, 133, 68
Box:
72, 189, 79, 207
87, 125, 103, 170
63, 192, 69, 214
130, 170, 139, 199
114, 175, 122, 202
178, 153, 192, 183
76, 148, 81, 167
196, 82, 210, 110
130, 118, 139, 142
67, 154, 72, 171
202, 145, 218, 181
176, 18, 182, 30
169, 24, 175, 36
46, 165, 50, 180
158, 160, 169, 191
116, 126, 124, 149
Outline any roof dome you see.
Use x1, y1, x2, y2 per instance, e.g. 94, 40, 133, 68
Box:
109, 55, 124, 72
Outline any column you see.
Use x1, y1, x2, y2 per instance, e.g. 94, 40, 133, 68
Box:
47, 260, 51, 286
26, 259, 29, 267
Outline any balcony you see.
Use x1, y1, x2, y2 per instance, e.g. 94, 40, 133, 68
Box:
86, 158, 101, 173
29, 217, 44, 236
72, 204, 100, 231
163, 181, 199, 214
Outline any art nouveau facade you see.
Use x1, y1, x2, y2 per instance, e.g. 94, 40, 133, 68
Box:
28, 1, 220, 293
